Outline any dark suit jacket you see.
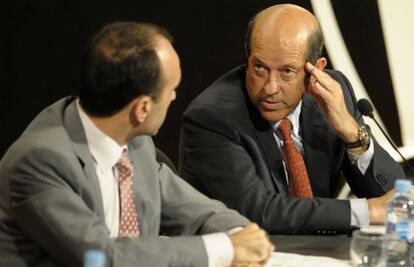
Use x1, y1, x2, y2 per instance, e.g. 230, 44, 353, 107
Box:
0, 97, 249, 267
179, 65, 405, 234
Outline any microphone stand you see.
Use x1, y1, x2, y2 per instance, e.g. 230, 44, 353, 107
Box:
367, 114, 414, 177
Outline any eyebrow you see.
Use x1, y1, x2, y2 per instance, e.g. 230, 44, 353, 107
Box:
252, 57, 270, 68
252, 55, 304, 71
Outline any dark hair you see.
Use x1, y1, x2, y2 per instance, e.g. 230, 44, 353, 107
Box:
79, 22, 173, 117
244, 14, 324, 64
244, 15, 257, 58
304, 27, 324, 64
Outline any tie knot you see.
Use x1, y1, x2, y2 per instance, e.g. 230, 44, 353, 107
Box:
278, 118, 293, 140
116, 149, 132, 175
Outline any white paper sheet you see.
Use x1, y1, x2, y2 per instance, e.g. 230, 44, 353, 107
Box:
265, 252, 351, 267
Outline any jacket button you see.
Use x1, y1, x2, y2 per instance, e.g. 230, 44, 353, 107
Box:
376, 171, 387, 185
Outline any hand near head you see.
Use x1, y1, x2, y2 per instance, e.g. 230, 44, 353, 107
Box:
305, 62, 361, 146
229, 223, 274, 267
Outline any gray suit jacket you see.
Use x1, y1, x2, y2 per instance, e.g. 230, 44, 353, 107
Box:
0, 96, 249, 267
179, 65, 405, 235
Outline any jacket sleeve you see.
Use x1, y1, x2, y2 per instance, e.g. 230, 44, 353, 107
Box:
329, 70, 405, 197
6, 143, 212, 267
158, 159, 250, 236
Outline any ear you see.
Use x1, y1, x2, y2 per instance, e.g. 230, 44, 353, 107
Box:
315, 57, 327, 70
131, 96, 153, 124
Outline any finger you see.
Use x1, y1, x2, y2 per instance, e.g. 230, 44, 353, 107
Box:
234, 223, 258, 236
259, 239, 275, 260
305, 62, 333, 90
270, 243, 275, 253
308, 77, 334, 103
267, 243, 275, 256
259, 244, 275, 266
311, 80, 333, 102
246, 223, 259, 230
260, 245, 273, 265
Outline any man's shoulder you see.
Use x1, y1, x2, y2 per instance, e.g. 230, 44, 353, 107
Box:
1, 97, 78, 168
21, 96, 76, 144
186, 65, 247, 112
183, 65, 252, 125
182, 65, 271, 134
129, 135, 155, 158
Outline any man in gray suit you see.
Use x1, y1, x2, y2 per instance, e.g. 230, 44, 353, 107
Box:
0, 22, 274, 267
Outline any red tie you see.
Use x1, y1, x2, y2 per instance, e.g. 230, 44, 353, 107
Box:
115, 149, 140, 237
278, 118, 313, 199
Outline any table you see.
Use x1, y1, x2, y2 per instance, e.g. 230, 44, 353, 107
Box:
270, 235, 351, 260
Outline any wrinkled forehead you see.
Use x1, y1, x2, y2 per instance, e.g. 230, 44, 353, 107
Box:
251, 29, 309, 63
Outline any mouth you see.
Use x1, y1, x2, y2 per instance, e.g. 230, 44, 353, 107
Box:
259, 100, 284, 110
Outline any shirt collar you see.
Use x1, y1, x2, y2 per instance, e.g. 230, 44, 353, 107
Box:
272, 100, 302, 137
76, 100, 126, 169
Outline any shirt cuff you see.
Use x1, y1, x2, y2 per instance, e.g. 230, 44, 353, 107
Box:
227, 227, 243, 235
202, 232, 234, 267
350, 198, 370, 227
347, 138, 374, 174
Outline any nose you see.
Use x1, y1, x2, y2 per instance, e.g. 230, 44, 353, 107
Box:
263, 72, 280, 95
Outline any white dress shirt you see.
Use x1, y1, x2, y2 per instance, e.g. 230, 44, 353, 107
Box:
76, 101, 234, 267
272, 100, 372, 227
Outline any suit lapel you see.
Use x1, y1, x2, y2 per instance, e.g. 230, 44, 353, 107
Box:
62, 99, 106, 219
246, 95, 288, 194
300, 94, 331, 197
253, 128, 289, 194
234, 73, 289, 194
64, 99, 155, 235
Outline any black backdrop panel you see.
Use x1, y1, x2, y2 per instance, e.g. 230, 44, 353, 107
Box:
331, 0, 402, 146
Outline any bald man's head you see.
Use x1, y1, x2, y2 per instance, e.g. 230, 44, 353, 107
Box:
245, 4, 323, 64
244, 4, 327, 122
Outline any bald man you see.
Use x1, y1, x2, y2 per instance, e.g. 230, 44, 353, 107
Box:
0, 22, 274, 266
179, 4, 405, 234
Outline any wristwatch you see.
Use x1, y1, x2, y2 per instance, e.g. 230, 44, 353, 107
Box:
345, 125, 370, 149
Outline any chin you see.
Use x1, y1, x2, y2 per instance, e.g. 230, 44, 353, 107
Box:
260, 109, 289, 122
150, 129, 160, 136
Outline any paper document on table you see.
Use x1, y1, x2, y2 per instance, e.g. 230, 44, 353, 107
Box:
265, 252, 351, 267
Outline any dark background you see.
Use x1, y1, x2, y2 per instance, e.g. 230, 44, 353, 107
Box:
0, 0, 402, 166
0, 0, 316, 164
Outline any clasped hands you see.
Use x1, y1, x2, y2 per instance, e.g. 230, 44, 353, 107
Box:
229, 223, 274, 267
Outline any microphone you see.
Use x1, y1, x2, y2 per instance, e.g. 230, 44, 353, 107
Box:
357, 98, 414, 175
356, 99, 374, 119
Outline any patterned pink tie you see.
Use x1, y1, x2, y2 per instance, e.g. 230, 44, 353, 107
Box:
115, 149, 140, 237
278, 118, 313, 199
